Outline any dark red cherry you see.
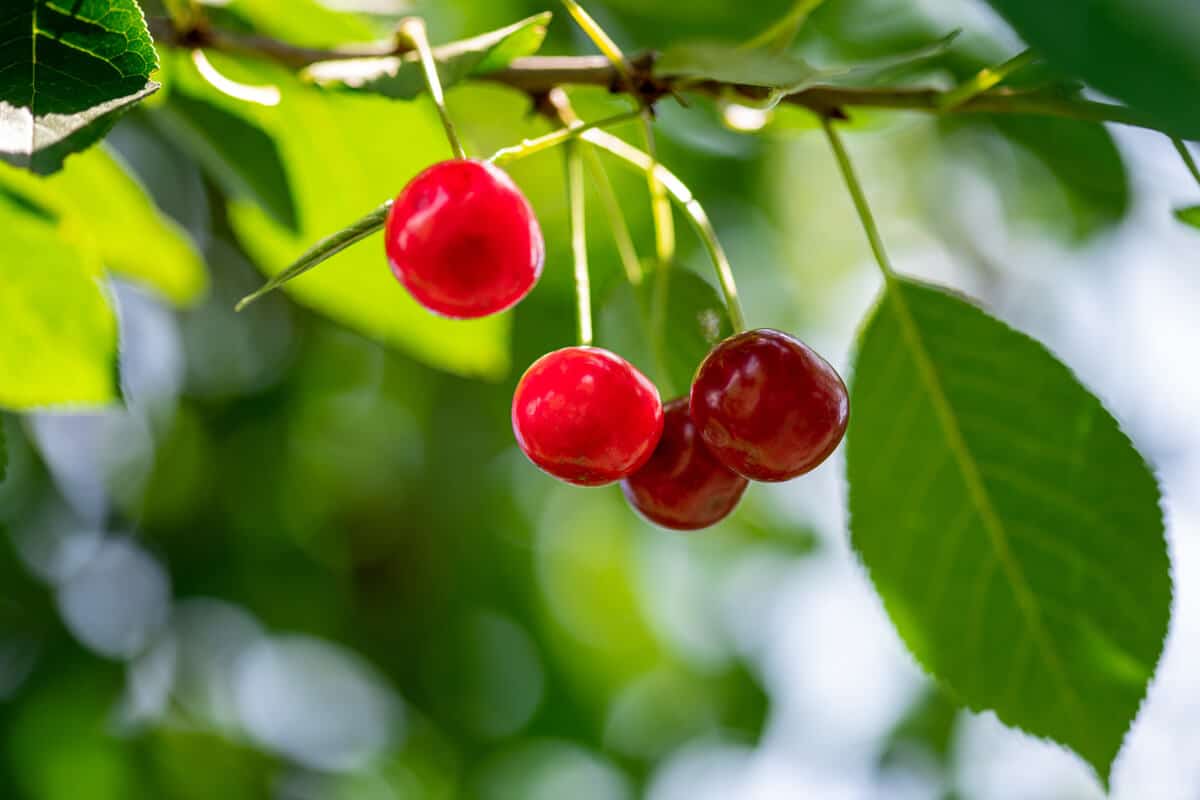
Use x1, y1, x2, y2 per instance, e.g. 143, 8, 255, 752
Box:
690, 329, 848, 482
512, 347, 664, 486
385, 159, 544, 319
621, 399, 749, 530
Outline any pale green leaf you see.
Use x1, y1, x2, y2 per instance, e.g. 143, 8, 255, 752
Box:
0, 147, 207, 306
1174, 205, 1200, 229
847, 277, 1169, 785
303, 13, 553, 100
0, 0, 159, 173
0, 195, 118, 409
657, 42, 819, 88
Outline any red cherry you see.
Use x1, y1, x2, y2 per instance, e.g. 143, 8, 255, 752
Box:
512, 347, 664, 486
621, 399, 749, 530
385, 159, 544, 319
690, 329, 848, 482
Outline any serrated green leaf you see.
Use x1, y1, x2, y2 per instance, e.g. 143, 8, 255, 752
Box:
302, 13, 553, 100
847, 277, 1169, 785
0, 194, 118, 410
150, 88, 297, 231
0, 0, 160, 174
597, 267, 732, 398
983, 0, 1200, 138
167, 51, 509, 378
0, 146, 206, 306
1174, 205, 1200, 229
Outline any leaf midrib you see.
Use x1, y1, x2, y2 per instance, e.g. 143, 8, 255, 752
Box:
883, 276, 1095, 741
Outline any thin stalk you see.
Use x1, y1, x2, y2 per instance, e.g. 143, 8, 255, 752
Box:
939, 49, 1037, 110
820, 117, 895, 280
582, 129, 747, 332
565, 141, 593, 346
488, 109, 641, 165
397, 17, 466, 159
1173, 137, 1200, 188
742, 0, 827, 53
560, 2, 675, 266
550, 90, 642, 286
236, 201, 391, 310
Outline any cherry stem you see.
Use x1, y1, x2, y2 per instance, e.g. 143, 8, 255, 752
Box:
565, 141, 594, 346
235, 200, 392, 311
742, 0, 827, 53
487, 109, 641, 165
939, 48, 1036, 110
561, 1, 675, 267
821, 116, 896, 282
581, 128, 748, 332
398, 17, 466, 160
1173, 137, 1200, 188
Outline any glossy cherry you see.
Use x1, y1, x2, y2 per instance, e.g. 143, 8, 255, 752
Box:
621, 399, 749, 530
385, 159, 544, 319
512, 347, 664, 486
690, 329, 849, 482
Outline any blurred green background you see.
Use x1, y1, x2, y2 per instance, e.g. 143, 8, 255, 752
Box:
3, 0, 1200, 798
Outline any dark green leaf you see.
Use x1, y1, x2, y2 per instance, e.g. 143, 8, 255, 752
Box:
0, 0, 159, 173
0, 146, 206, 306
983, 0, 1200, 138
302, 13, 553, 100
597, 266, 731, 398
0, 418, 6, 482
150, 88, 297, 231
848, 277, 1169, 785
1175, 205, 1200, 229
0, 193, 118, 409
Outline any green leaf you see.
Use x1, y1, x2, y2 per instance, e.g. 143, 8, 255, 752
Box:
0, 0, 160, 174
1174, 205, 1200, 229
657, 42, 820, 88
659, 34, 956, 92
983, 0, 1200, 138
0, 194, 119, 409
597, 267, 732, 398
302, 13, 553, 100
847, 277, 1169, 785
150, 88, 298, 230
0, 418, 6, 482
0, 146, 207, 306
170, 53, 509, 378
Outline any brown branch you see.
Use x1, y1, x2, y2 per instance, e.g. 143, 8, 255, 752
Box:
146, 17, 1164, 132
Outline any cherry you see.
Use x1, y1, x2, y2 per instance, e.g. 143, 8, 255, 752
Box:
512, 347, 664, 486
690, 329, 849, 482
621, 399, 749, 530
385, 159, 544, 319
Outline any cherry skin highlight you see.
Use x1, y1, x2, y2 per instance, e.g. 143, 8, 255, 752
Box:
512, 347, 664, 486
622, 398, 749, 530
690, 329, 849, 482
385, 159, 544, 319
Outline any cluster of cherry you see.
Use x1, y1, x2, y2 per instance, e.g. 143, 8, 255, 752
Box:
386, 159, 849, 531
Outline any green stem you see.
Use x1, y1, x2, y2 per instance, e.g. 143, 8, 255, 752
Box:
582, 129, 747, 332
565, 141, 593, 346
488, 109, 641, 165
585, 147, 643, 285
1173, 137, 1200, 188
649, 258, 675, 395
640, 114, 676, 266
742, 0, 827, 52
939, 49, 1037, 110
236, 201, 391, 311
561, 0, 631, 81
398, 17, 466, 159
820, 116, 895, 281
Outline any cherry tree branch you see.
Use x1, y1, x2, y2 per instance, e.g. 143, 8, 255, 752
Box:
147, 17, 1164, 132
